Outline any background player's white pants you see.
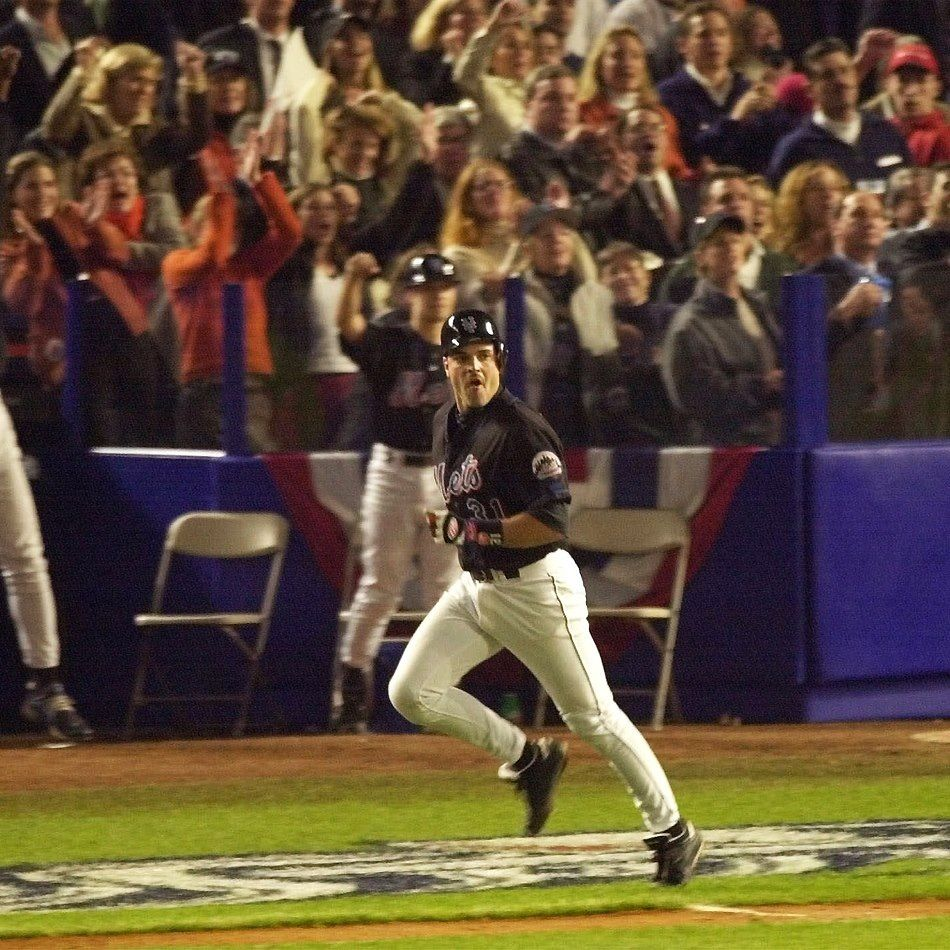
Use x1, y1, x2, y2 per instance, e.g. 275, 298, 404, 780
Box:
0, 399, 60, 670
389, 549, 680, 833
338, 443, 460, 670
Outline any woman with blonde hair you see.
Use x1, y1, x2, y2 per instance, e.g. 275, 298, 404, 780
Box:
40, 41, 211, 198
288, 16, 420, 197
772, 161, 851, 267
453, 0, 534, 157
577, 25, 689, 177
439, 157, 523, 306
404, 0, 487, 106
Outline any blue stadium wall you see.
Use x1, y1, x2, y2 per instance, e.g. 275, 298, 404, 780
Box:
2, 438, 947, 734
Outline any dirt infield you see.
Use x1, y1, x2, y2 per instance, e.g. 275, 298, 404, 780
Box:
3, 720, 947, 793
3, 899, 948, 948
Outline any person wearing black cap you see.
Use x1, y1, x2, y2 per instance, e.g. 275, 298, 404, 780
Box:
662, 211, 784, 445
330, 250, 461, 733
386, 307, 703, 885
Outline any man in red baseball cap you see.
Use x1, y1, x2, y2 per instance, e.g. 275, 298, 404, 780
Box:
883, 41, 950, 166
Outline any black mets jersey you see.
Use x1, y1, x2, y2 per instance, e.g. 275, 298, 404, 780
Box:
432, 388, 572, 573
342, 312, 452, 453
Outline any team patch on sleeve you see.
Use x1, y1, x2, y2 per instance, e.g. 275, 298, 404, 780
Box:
532, 451, 563, 480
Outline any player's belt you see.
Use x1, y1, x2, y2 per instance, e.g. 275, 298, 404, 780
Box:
468, 556, 554, 584
382, 447, 432, 467
468, 567, 521, 583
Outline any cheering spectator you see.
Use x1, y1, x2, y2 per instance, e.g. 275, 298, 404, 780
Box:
267, 181, 358, 450
502, 63, 601, 204
401, 0, 486, 107
2, 147, 168, 445
746, 173, 776, 247
577, 25, 688, 176
583, 103, 699, 262
73, 138, 186, 444
40, 40, 211, 199
532, 22, 567, 69
440, 157, 523, 307
879, 162, 950, 274
453, 0, 534, 158
768, 38, 912, 188
288, 14, 420, 202
198, 0, 300, 103
772, 160, 851, 267
352, 103, 474, 265
731, 3, 784, 80
0, 0, 95, 145
162, 137, 302, 451
879, 43, 950, 168
571, 241, 679, 444
174, 48, 264, 216
663, 211, 783, 446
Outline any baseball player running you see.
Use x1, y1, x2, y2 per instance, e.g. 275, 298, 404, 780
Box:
388, 309, 702, 884
0, 393, 93, 743
331, 252, 462, 732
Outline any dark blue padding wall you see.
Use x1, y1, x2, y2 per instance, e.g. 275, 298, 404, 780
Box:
809, 441, 950, 684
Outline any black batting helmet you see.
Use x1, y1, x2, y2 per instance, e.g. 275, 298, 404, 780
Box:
401, 253, 459, 287
441, 309, 506, 365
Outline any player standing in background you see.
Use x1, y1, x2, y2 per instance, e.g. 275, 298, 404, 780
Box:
388, 309, 703, 884
330, 251, 462, 733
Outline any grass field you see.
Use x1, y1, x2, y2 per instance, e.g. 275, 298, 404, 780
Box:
0, 724, 947, 948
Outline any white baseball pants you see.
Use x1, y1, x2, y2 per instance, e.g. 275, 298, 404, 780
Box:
389, 548, 680, 832
338, 443, 460, 670
0, 398, 60, 670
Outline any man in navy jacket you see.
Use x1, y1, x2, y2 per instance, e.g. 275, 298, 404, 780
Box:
657, 1, 793, 173
768, 38, 911, 187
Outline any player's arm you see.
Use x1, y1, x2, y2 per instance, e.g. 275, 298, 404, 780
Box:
336, 252, 380, 344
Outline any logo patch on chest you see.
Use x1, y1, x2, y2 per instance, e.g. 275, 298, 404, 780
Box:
532, 451, 563, 480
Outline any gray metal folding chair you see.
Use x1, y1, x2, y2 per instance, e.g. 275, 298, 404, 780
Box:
535, 507, 690, 731
125, 511, 289, 738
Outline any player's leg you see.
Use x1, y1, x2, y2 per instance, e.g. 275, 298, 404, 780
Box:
388, 574, 525, 765
333, 446, 419, 730
0, 400, 91, 742
487, 551, 680, 833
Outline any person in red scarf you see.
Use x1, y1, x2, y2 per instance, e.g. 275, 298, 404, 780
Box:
74, 139, 188, 443
883, 42, 950, 167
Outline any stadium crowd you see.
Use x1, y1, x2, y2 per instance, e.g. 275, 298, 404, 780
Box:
0, 0, 948, 452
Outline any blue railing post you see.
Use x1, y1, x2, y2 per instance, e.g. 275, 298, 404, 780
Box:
781, 272, 829, 449
503, 274, 526, 400
61, 279, 86, 444
222, 282, 250, 456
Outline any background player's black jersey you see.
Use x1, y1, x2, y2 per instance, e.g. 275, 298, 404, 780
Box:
432, 388, 572, 573
342, 311, 452, 453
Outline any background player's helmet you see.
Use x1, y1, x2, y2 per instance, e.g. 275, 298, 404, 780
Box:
441, 309, 507, 368
401, 253, 459, 287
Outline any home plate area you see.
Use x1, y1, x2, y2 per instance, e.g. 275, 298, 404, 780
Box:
0, 820, 946, 913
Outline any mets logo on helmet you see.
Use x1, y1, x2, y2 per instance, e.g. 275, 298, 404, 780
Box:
532, 451, 563, 480
461, 314, 478, 333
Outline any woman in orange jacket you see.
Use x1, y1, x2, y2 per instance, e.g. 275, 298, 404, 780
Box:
162, 133, 303, 452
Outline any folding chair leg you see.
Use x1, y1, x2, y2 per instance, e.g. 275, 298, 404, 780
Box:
125, 637, 152, 738
652, 643, 679, 730
232, 656, 261, 738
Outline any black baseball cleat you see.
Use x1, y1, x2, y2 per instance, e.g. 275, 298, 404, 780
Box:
21, 683, 94, 744
644, 819, 704, 885
329, 664, 371, 734
501, 737, 568, 836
